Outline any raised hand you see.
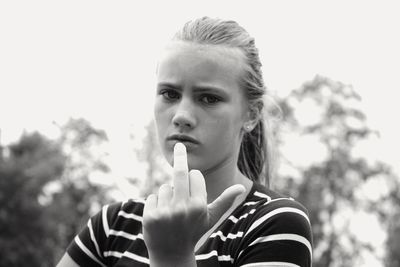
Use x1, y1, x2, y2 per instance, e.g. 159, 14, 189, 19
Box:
142, 142, 245, 266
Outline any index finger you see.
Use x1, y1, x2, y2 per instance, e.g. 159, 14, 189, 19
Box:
173, 142, 189, 200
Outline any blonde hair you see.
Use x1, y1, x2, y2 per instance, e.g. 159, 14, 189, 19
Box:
173, 17, 277, 186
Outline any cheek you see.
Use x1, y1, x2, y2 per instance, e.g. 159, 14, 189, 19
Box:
209, 115, 243, 147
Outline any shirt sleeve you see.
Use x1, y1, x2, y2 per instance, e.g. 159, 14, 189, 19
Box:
235, 199, 313, 267
66, 202, 122, 267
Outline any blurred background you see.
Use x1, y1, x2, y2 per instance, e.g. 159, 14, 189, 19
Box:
1, 1, 399, 266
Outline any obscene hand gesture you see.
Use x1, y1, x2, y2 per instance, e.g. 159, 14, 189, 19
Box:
142, 143, 245, 263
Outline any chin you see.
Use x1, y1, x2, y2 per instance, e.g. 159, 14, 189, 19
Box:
189, 160, 209, 173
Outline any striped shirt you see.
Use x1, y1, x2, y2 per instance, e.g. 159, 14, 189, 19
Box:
67, 183, 313, 266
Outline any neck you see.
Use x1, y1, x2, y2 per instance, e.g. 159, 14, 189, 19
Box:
202, 155, 253, 203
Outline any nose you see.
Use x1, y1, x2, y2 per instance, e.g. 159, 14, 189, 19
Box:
172, 98, 196, 130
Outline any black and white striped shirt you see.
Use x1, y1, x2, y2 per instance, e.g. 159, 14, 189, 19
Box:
67, 183, 313, 266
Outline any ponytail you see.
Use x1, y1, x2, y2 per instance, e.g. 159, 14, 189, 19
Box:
238, 113, 276, 187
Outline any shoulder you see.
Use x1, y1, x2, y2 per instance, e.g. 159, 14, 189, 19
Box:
244, 183, 312, 241
234, 183, 313, 266
230, 183, 311, 229
250, 183, 310, 215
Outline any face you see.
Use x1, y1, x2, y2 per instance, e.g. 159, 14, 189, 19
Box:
154, 41, 251, 173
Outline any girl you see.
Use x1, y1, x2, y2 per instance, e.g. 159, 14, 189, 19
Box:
57, 17, 312, 267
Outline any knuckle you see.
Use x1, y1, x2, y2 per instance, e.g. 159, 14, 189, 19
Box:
174, 169, 187, 178
171, 203, 187, 218
143, 208, 171, 225
190, 198, 206, 213
159, 183, 172, 193
142, 211, 157, 226
158, 207, 171, 219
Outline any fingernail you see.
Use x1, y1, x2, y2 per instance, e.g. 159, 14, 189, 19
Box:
174, 142, 186, 153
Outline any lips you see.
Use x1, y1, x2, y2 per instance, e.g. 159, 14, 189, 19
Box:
166, 134, 200, 145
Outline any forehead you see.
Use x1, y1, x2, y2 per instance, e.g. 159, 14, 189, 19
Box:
157, 41, 246, 87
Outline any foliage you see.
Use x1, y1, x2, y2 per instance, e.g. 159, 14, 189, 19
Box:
0, 118, 111, 267
49, 118, 113, 261
0, 132, 65, 267
385, 212, 400, 266
133, 120, 171, 197
380, 175, 400, 266
274, 75, 399, 266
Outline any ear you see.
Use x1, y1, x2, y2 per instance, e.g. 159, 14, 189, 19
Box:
243, 103, 261, 132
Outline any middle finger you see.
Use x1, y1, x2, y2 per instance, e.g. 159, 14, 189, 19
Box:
173, 142, 189, 200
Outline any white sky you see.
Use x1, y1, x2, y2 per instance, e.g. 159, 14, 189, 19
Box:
1, 0, 399, 176
1, 1, 399, 265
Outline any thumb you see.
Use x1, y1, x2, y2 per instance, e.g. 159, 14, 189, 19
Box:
207, 184, 246, 227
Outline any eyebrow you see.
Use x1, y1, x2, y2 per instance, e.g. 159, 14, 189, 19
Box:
157, 82, 182, 90
157, 82, 229, 96
193, 86, 228, 96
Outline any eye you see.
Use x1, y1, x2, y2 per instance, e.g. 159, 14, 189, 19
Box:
200, 94, 222, 105
160, 89, 180, 101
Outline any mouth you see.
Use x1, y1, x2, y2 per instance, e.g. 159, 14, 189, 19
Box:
166, 134, 201, 145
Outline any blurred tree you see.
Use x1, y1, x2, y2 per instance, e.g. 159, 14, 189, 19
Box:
48, 118, 113, 261
0, 132, 65, 267
133, 120, 171, 197
376, 171, 400, 266
385, 211, 400, 267
274, 75, 397, 267
0, 118, 111, 267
